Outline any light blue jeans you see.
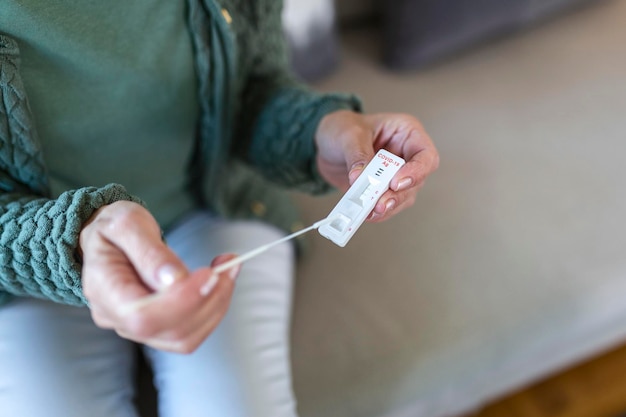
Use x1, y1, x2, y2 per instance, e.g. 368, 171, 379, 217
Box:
0, 212, 298, 417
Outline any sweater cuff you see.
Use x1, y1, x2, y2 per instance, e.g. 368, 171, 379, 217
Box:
306, 94, 364, 194
0, 183, 143, 306
249, 88, 363, 194
54, 183, 145, 305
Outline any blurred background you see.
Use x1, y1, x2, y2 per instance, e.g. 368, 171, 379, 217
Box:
281, 1, 626, 416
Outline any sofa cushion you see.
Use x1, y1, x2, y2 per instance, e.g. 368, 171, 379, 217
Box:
382, 0, 597, 69
292, 1, 626, 416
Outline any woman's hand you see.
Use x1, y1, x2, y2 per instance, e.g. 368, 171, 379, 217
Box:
315, 110, 439, 222
79, 201, 239, 353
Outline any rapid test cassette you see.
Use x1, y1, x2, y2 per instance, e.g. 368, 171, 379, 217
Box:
318, 149, 406, 247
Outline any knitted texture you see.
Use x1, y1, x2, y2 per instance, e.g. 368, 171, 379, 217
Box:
225, 0, 362, 193
248, 89, 361, 194
197, 0, 361, 193
0, 35, 49, 195
1, 34, 144, 306
0, 184, 144, 306
0, 0, 362, 308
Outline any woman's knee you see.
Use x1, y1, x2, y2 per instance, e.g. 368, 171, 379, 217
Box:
0, 298, 138, 417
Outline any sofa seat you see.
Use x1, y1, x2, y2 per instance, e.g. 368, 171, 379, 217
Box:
291, 1, 626, 416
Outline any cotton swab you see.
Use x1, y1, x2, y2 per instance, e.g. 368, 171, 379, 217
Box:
196, 217, 334, 296
120, 217, 335, 313
211, 216, 334, 276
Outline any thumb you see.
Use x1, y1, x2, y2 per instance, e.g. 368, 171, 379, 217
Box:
117, 234, 189, 292
94, 203, 190, 292
345, 141, 375, 185
148, 251, 190, 291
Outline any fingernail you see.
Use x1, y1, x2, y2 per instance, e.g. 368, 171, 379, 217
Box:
228, 265, 241, 281
396, 177, 413, 192
157, 264, 185, 288
385, 199, 396, 213
200, 274, 220, 297
349, 164, 365, 182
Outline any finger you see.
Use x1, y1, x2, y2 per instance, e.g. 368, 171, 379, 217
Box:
168, 303, 229, 353
120, 255, 236, 318
115, 328, 188, 353
368, 184, 421, 223
368, 194, 417, 223
341, 129, 377, 185
113, 267, 209, 338
98, 204, 189, 291
117, 262, 235, 339
210, 253, 241, 280
88, 304, 115, 329
82, 242, 154, 323
389, 131, 439, 193
146, 255, 238, 341
138, 308, 227, 354
115, 266, 235, 351
145, 279, 234, 353
376, 178, 424, 214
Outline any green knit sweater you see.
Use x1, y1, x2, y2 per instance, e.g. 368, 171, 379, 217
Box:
1, 0, 200, 230
0, 0, 361, 307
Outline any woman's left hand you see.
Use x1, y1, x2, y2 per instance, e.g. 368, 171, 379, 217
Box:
315, 110, 439, 223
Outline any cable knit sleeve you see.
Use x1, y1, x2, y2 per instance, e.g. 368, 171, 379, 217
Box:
235, 0, 362, 194
1, 35, 145, 306
0, 183, 144, 306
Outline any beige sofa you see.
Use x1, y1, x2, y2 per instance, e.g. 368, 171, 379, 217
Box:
290, 1, 626, 416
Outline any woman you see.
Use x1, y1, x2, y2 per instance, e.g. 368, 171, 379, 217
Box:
0, 0, 438, 416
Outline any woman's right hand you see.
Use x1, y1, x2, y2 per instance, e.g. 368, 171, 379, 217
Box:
79, 201, 238, 353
